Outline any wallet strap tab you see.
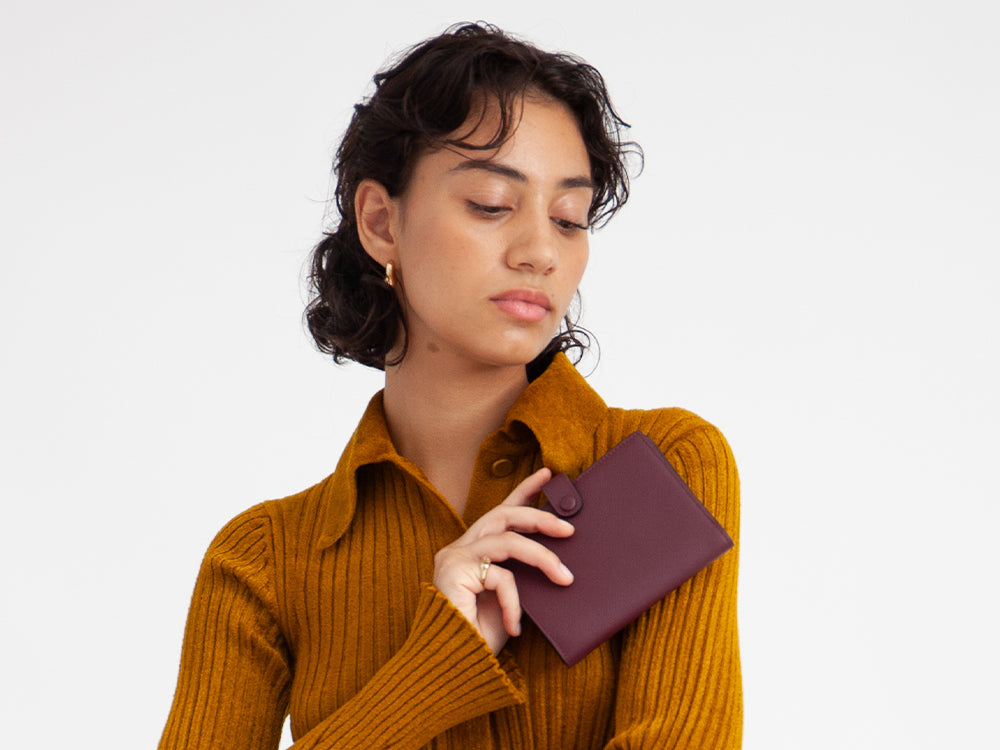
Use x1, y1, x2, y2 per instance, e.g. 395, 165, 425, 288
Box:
542, 473, 583, 518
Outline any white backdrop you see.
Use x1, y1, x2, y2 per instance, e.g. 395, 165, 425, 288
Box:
2, 2, 997, 748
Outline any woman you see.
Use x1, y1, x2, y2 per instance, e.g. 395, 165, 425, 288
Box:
159, 23, 741, 750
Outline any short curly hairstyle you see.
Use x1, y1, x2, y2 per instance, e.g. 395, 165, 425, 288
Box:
305, 22, 638, 370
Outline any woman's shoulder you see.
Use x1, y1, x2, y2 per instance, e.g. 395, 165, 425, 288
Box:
260, 474, 334, 527
594, 405, 739, 526
595, 405, 738, 496
205, 472, 338, 559
596, 405, 733, 457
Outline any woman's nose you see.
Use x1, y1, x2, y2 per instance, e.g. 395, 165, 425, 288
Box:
506, 209, 557, 274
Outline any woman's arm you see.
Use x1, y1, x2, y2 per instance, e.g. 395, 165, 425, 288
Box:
159, 469, 573, 750
158, 510, 292, 750
158, 506, 527, 750
605, 418, 742, 749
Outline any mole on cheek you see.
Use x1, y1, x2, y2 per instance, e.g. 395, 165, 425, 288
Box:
427, 342, 440, 353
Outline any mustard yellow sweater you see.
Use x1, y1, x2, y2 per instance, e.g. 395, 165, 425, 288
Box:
159, 354, 741, 749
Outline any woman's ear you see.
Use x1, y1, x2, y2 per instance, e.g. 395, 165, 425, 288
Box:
355, 179, 399, 267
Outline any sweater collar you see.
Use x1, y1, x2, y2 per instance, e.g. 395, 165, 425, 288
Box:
502, 353, 606, 477
316, 352, 606, 549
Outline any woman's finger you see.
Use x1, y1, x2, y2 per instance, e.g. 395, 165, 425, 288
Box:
452, 466, 571, 544
488, 566, 523, 636
467, 504, 575, 540
499, 467, 552, 507
473, 532, 574, 586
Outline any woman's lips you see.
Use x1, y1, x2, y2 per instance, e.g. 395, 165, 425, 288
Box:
490, 289, 552, 322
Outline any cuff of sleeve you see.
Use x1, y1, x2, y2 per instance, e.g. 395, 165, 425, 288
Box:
496, 648, 527, 698
413, 583, 528, 709
312, 584, 526, 748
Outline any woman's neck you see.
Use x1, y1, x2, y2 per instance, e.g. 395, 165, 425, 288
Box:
382, 349, 529, 517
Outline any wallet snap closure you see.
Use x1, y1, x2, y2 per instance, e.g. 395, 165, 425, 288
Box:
543, 473, 583, 518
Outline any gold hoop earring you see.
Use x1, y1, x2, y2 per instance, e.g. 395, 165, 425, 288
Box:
384, 261, 395, 288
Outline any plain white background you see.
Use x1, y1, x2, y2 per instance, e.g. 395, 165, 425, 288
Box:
2, 1, 997, 747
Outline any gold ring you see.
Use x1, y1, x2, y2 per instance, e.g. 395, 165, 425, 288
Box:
479, 556, 491, 585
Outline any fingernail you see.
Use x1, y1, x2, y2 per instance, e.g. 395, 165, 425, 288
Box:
560, 563, 573, 580
514, 620, 522, 636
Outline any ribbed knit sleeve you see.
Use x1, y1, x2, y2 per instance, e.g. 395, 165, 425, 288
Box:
289, 585, 527, 749
159, 506, 292, 750
159, 505, 526, 750
604, 414, 742, 749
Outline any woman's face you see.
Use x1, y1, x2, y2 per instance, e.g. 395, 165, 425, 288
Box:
390, 95, 593, 370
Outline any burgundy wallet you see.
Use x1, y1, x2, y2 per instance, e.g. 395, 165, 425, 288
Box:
507, 430, 734, 666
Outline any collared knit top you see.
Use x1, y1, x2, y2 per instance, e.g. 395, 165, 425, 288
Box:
159, 354, 742, 749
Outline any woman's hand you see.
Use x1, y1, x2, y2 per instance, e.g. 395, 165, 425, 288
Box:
432, 467, 575, 654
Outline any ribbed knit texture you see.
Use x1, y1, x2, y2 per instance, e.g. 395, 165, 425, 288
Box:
159, 354, 741, 749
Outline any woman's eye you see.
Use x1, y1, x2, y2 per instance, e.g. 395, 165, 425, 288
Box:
553, 217, 588, 233
468, 201, 509, 216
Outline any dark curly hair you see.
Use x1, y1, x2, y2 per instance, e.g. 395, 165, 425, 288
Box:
305, 22, 639, 370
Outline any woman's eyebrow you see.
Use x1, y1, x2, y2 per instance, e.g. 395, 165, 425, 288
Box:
449, 159, 595, 190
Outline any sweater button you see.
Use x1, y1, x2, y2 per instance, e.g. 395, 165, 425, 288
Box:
491, 458, 514, 477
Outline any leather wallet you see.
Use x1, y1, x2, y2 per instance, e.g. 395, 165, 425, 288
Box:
507, 430, 734, 666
